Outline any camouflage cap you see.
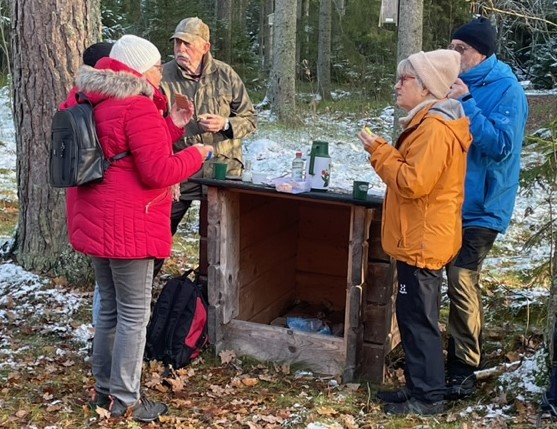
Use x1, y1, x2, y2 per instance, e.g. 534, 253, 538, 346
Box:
170, 17, 210, 43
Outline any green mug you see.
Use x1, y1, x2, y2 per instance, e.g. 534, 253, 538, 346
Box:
213, 162, 228, 180
352, 181, 369, 200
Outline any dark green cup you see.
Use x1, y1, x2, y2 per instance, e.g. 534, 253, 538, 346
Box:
213, 162, 228, 180
352, 181, 369, 200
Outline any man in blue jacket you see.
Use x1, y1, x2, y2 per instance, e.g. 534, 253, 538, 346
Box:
445, 17, 528, 399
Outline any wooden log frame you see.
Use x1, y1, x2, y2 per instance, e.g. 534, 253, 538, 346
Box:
203, 183, 394, 381
360, 209, 400, 383
343, 205, 372, 381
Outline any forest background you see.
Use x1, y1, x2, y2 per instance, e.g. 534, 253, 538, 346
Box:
1, 0, 557, 103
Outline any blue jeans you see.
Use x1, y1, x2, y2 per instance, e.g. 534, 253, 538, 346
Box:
91, 257, 153, 406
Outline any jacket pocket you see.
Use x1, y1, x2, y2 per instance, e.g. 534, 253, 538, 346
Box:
145, 189, 170, 213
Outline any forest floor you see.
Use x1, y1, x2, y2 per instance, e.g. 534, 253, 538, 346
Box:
0, 208, 555, 429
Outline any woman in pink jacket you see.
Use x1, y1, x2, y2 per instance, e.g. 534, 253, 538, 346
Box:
66, 35, 213, 422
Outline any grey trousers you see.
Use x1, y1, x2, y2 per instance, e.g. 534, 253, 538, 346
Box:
91, 257, 154, 406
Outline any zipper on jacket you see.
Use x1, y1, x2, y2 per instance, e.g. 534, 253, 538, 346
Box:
145, 189, 170, 213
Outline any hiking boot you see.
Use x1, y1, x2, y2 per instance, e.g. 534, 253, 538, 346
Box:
376, 386, 411, 403
383, 397, 445, 415
445, 374, 476, 400
88, 389, 110, 410
110, 396, 168, 422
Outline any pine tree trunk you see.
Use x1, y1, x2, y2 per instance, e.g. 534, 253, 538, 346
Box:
393, 0, 423, 137
317, 0, 332, 101
11, 0, 101, 281
268, 0, 298, 124
261, 0, 274, 73
216, 0, 233, 63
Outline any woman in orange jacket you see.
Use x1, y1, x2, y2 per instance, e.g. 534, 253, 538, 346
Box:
358, 50, 472, 416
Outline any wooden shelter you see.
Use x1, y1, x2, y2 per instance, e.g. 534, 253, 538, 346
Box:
194, 178, 399, 383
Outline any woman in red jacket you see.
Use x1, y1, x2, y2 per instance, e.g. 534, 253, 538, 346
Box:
66, 35, 213, 422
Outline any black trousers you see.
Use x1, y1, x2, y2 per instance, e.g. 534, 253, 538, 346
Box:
153, 199, 193, 277
396, 261, 445, 403
548, 319, 557, 401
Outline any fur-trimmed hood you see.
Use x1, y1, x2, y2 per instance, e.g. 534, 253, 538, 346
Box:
75, 57, 154, 103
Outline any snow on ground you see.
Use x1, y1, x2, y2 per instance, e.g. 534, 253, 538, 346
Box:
0, 86, 17, 202
0, 87, 554, 409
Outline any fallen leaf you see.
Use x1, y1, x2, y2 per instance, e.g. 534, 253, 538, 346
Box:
241, 377, 259, 387
96, 405, 110, 420
258, 374, 275, 382
146, 372, 164, 388
219, 349, 236, 364
52, 277, 68, 287
165, 376, 185, 393
316, 406, 337, 416
340, 414, 357, 429
15, 409, 28, 418
506, 351, 520, 362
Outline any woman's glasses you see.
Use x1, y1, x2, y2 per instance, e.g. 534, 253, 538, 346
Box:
397, 75, 416, 85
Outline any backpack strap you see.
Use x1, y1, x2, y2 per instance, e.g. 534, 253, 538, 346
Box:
108, 151, 130, 163
76, 92, 130, 164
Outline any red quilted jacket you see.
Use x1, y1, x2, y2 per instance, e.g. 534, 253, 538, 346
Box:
64, 58, 203, 259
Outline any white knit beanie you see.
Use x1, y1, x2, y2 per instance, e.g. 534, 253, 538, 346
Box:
407, 50, 461, 99
110, 34, 161, 74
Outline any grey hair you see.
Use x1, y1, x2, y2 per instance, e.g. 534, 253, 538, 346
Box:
397, 59, 425, 90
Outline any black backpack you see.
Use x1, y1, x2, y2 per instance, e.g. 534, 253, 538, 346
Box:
49, 92, 128, 188
145, 270, 209, 369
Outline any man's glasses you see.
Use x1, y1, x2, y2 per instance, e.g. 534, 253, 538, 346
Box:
447, 44, 470, 54
397, 75, 416, 85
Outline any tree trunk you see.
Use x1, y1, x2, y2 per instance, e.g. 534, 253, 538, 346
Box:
393, 0, 423, 137
268, 0, 298, 124
11, 0, 101, 281
295, 0, 302, 78
261, 0, 274, 73
216, 0, 233, 63
317, 0, 332, 101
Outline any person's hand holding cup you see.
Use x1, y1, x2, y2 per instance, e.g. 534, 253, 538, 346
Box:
193, 144, 214, 162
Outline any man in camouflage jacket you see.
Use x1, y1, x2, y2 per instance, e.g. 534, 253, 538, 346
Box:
157, 17, 257, 275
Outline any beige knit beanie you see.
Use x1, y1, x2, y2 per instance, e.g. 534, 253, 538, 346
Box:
110, 34, 161, 74
407, 50, 461, 99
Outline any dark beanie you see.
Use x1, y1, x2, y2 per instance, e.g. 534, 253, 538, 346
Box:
82, 42, 114, 67
452, 17, 497, 57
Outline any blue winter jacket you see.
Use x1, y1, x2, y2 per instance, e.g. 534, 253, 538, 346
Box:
459, 54, 528, 233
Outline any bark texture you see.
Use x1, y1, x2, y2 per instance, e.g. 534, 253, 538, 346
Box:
11, 0, 101, 280
268, 0, 298, 124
